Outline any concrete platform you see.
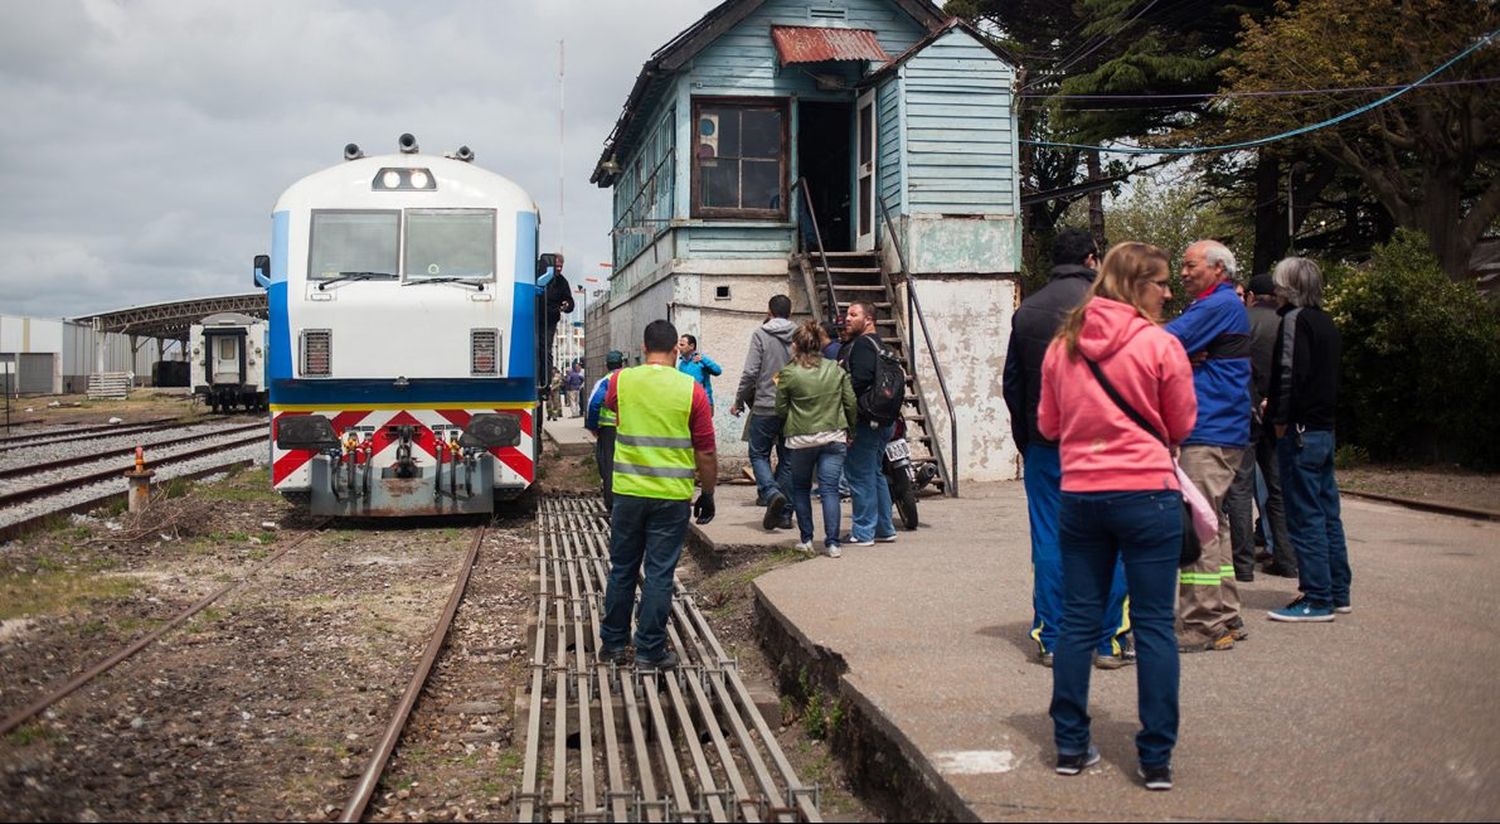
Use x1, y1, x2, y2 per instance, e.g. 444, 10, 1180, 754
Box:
706, 481, 1500, 820
540, 412, 594, 457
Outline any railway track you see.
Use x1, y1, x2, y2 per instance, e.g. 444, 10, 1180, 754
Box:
0, 422, 263, 481
0, 418, 182, 452
517, 496, 822, 822
0, 429, 268, 541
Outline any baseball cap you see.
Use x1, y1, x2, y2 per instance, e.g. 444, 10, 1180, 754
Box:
605, 350, 625, 368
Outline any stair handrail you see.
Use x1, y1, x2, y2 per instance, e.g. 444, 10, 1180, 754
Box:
792, 177, 840, 324
877, 195, 958, 497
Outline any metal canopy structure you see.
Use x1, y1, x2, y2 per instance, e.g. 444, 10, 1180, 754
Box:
70, 292, 268, 341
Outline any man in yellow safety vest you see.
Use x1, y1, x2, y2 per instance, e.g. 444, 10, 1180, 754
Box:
584, 349, 627, 512
599, 320, 717, 670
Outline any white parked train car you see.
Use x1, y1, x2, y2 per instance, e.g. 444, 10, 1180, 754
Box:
189, 312, 268, 412
253, 134, 549, 517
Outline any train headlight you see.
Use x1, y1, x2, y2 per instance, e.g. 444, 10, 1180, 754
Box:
460, 413, 521, 448
371, 167, 437, 191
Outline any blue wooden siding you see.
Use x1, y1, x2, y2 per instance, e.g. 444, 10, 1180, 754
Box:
612, 105, 676, 267
688, 0, 926, 97
875, 76, 902, 242
678, 225, 796, 259
901, 29, 1016, 215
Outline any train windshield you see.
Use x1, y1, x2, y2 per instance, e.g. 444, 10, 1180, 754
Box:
309, 210, 399, 281
404, 209, 496, 281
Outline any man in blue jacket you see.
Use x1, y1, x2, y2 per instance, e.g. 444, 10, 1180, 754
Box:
1166, 240, 1252, 653
676, 334, 723, 409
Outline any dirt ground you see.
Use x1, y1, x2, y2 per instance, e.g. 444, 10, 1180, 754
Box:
1, 390, 214, 431
1339, 464, 1500, 514
1, 425, 872, 821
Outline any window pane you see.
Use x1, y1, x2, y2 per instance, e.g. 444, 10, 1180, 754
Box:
741, 109, 781, 159
309, 211, 398, 280
742, 160, 781, 211
701, 161, 739, 209
698, 108, 740, 161
405, 209, 496, 279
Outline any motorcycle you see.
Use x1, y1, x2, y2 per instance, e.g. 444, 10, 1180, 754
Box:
882, 418, 920, 530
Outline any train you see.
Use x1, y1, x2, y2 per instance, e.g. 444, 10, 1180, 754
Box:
189, 312, 268, 413
252, 134, 550, 516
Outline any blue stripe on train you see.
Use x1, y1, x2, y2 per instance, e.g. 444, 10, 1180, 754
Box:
508, 211, 538, 379
269, 378, 538, 405
267, 211, 292, 381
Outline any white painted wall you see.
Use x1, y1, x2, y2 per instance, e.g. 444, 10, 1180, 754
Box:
903, 275, 1021, 483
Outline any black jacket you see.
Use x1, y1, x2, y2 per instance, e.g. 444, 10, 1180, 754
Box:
1267, 304, 1340, 431
1002, 264, 1096, 450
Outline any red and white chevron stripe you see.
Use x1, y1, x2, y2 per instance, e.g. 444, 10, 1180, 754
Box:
270, 407, 535, 490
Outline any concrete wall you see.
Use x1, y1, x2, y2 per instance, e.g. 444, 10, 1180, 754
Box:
902, 274, 1022, 483
1, 313, 167, 394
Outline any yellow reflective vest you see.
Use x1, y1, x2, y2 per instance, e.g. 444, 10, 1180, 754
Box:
611, 364, 697, 500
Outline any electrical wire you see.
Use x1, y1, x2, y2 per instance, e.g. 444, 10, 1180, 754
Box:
1022, 28, 1499, 155
1023, 75, 1500, 100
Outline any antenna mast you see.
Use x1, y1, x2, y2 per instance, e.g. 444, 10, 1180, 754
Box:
558, 38, 566, 257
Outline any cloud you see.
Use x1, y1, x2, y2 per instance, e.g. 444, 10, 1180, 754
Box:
0, 0, 716, 320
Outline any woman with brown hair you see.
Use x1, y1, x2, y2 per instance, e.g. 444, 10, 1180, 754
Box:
1038, 242, 1198, 790
774, 320, 857, 557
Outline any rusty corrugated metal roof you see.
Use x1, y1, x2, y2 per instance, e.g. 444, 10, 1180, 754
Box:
771, 26, 889, 67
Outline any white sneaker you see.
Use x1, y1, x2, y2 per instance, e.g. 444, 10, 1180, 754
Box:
821, 543, 842, 558
875, 533, 897, 543
793, 540, 814, 554
841, 535, 875, 547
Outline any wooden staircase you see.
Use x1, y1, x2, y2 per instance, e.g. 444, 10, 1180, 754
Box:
796, 249, 952, 495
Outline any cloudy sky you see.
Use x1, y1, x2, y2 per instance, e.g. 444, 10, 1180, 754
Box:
0, 0, 717, 319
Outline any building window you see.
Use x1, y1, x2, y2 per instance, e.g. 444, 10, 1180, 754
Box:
691, 98, 788, 220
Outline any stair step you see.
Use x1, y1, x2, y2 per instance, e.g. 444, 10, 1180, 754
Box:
819, 284, 885, 292
836, 301, 891, 310
817, 266, 881, 275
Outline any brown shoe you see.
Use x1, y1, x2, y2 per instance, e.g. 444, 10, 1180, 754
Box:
1178, 632, 1234, 653
1226, 617, 1250, 642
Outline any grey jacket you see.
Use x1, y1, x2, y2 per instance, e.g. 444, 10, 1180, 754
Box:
735, 317, 795, 415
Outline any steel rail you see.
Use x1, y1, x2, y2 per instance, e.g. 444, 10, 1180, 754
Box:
0, 520, 329, 737
338, 521, 489, 823
0, 418, 180, 449
517, 496, 822, 822
567, 504, 630, 823
0, 456, 258, 544
0, 423, 264, 481
0, 432, 266, 510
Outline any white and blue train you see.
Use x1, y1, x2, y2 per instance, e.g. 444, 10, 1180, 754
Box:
253, 134, 551, 516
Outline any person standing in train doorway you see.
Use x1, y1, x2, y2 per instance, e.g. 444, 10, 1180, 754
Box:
598, 320, 717, 670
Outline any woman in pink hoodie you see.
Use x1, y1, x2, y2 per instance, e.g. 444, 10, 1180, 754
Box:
1038, 242, 1197, 791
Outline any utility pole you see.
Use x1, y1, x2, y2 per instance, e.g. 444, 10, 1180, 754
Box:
558, 38, 566, 258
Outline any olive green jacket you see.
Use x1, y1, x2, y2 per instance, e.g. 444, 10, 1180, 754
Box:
774, 358, 857, 437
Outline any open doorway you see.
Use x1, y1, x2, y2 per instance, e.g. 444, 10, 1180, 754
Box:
796, 101, 852, 252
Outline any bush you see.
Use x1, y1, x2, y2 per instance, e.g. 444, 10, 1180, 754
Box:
1324, 230, 1500, 468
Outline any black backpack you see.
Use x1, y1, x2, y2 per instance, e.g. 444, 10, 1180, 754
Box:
854, 336, 907, 424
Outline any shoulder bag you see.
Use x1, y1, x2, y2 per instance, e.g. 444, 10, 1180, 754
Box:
1081, 356, 1214, 567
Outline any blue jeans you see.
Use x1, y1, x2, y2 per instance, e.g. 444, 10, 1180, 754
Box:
1025, 445, 1130, 657
748, 413, 791, 504
1051, 490, 1181, 768
601, 493, 689, 659
1276, 429, 1351, 608
787, 442, 846, 547
846, 420, 895, 542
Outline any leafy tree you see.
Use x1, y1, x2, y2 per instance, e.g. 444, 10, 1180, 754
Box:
1221, 0, 1500, 278
1325, 230, 1500, 466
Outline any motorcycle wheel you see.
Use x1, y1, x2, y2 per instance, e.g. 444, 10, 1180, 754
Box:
896, 489, 919, 531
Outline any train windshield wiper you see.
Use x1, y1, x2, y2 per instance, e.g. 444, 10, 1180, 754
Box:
317, 271, 398, 290
403, 276, 486, 291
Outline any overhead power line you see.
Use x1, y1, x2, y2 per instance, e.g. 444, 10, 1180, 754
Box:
1023, 75, 1500, 100
1022, 28, 1499, 156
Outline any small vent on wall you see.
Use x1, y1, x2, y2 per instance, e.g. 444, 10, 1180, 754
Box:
809, 7, 846, 20
301, 329, 332, 377
471, 329, 499, 375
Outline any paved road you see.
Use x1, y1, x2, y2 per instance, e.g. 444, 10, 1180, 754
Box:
748, 481, 1500, 820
